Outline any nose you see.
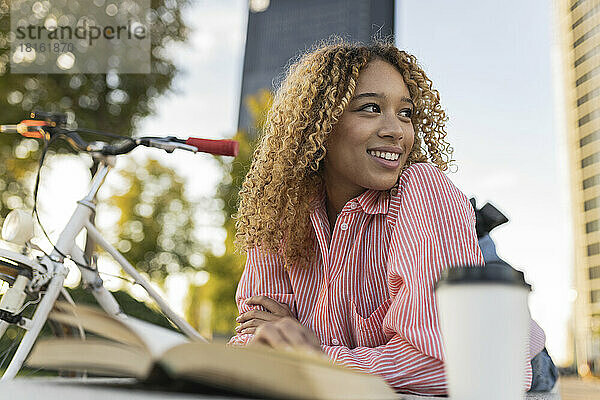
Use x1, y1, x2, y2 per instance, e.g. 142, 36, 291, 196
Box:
377, 113, 404, 141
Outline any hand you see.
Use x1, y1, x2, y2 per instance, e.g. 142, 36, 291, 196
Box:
250, 317, 322, 354
235, 295, 295, 335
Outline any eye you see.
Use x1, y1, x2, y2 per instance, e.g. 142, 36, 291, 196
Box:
398, 108, 413, 119
359, 103, 381, 113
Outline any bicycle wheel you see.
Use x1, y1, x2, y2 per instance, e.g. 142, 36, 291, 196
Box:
0, 247, 79, 377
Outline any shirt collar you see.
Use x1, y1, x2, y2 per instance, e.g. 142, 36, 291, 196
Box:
311, 185, 396, 215
354, 188, 390, 215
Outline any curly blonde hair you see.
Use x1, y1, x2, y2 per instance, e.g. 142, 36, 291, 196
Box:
235, 38, 453, 267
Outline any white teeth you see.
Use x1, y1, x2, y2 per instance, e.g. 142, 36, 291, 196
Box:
368, 150, 400, 161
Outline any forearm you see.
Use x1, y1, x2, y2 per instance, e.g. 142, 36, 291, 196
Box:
322, 335, 534, 395
322, 335, 446, 395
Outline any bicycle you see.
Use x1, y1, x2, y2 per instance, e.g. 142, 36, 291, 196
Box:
0, 111, 238, 379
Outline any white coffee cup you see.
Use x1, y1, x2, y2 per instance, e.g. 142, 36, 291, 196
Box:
435, 262, 531, 400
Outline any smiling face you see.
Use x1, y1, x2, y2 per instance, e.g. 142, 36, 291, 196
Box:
322, 59, 416, 205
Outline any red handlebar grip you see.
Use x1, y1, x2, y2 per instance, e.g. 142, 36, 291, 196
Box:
186, 138, 239, 157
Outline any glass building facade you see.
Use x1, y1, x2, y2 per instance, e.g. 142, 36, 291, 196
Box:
555, 0, 600, 376
238, 0, 395, 133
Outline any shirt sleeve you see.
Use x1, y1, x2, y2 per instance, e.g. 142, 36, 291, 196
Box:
321, 163, 535, 395
227, 247, 295, 347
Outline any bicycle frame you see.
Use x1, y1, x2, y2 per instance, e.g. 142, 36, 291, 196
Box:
0, 156, 206, 380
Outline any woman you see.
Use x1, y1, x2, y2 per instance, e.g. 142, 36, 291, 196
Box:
228, 39, 547, 395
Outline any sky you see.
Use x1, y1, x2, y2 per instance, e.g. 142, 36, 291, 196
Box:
34, 0, 573, 365
397, 1, 572, 364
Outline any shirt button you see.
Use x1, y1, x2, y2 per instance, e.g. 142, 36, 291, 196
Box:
349, 203, 357, 209
339, 223, 348, 231
331, 338, 340, 345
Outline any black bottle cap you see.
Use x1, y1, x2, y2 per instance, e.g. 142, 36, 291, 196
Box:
435, 262, 531, 291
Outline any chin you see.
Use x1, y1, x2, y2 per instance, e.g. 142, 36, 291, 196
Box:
367, 178, 398, 192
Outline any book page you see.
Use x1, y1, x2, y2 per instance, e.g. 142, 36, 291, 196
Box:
26, 339, 153, 378
49, 302, 188, 356
50, 302, 147, 349
120, 317, 188, 358
158, 342, 399, 400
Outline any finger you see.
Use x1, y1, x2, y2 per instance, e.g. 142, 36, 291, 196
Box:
239, 327, 256, 335
235, 318, 268, 332
236, 310, 278, 323
245, 296, 290, 316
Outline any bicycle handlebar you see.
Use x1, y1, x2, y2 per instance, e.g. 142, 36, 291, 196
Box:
0, 117, 238, 157
185, 137, 239, 157
0, 120, 49, 139
90, 136, 238, 156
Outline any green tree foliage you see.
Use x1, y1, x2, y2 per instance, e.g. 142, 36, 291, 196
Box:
66, 287, 175, 329
186, 90, 273, 338
0, 0, 190, 221
0, 138, 39, 215
103, 157, 201, 283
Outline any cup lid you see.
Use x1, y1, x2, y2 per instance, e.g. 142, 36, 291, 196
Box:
435, 262, 531, 291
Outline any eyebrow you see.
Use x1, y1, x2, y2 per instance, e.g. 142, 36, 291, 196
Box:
351, 92, 414, 107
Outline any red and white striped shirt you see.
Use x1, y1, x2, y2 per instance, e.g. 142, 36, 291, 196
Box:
229, 163, 546, 395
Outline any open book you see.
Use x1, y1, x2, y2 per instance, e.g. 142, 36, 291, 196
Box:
26, 302, 398, 399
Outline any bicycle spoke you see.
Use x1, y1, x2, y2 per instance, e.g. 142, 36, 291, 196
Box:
0, 328, 23, 370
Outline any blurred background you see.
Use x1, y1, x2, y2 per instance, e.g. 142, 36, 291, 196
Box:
0, 0, 599, 390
